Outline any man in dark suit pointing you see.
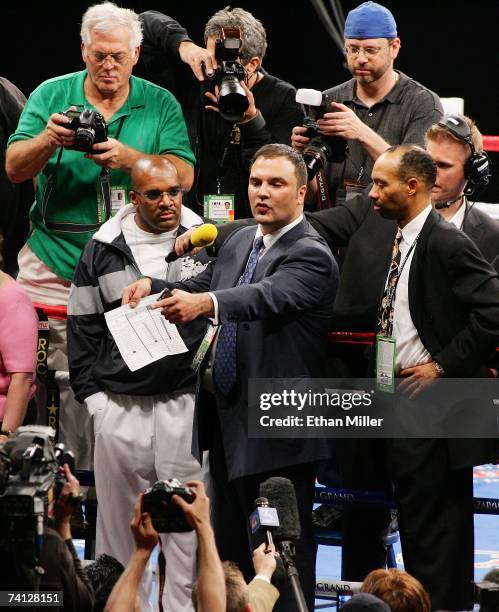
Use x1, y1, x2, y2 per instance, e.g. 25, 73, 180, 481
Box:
124, 144, 338, 610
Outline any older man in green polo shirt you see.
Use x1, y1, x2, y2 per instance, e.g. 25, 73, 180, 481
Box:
5, 2, 195, 467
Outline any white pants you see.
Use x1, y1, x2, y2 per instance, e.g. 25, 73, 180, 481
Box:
89, 389, 209, 612
17, 244, 93, 469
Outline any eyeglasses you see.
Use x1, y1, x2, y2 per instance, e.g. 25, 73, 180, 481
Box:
344, 45, 384, 58
87, 51, 130, 65
134, 188, 185, 203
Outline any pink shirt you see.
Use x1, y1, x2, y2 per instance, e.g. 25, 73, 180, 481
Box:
0, 278, 38, 419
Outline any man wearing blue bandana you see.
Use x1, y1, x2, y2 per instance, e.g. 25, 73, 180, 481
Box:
292, 1, 443, 206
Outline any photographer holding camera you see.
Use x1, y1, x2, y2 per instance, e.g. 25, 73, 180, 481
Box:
105, 481, 226, 612
140, 8, 305, 220
5, 2, 195, 468
39, 464, 94, 611
291, 1, 443, 207
0, 428, 93, 611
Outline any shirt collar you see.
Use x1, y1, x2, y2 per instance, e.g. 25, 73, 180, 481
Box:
383, 71, 407, 103
255, 214, 304, 251
399, 204, 432, 246
448, 201, 466, 229
67, 70, 145, 123
346, 70, 407, 106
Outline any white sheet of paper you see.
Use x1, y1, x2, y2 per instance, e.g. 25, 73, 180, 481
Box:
104, 293, 188, 372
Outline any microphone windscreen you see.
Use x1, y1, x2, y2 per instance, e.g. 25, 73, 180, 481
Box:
191, 223, 218, 247
259, 477, 301, 542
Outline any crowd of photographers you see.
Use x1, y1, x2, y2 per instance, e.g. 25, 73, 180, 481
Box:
1, 1, 499, 611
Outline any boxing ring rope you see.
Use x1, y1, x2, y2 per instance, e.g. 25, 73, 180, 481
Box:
31, 303, 499, 514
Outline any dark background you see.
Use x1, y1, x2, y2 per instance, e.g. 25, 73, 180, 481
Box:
3, 0, 499, 200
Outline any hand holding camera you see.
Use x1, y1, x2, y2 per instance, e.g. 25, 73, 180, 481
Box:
142, 478, 195, 533
131, 493, 159, 553
85, 137, 129, 170
172, 480, 211, 533
293, 88, 348, 180
203, 27, 249, 122
62, 108, 107, 152
54, 463, 81, 540
179, 40, 218, 81
44, 108, 78, 149
317, 102, 365, 142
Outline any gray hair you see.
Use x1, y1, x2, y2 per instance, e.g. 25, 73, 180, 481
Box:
81, 2, 143, 53
204, 6, 267, 66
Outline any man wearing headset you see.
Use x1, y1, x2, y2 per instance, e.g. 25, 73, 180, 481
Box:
426, 115, 499, 265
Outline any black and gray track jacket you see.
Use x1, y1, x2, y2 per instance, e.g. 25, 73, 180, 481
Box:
67, 204, 211, 403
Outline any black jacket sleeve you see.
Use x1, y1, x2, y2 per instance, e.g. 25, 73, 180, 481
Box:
239, 77, 305, 169
140, 11, 191, 56
306, 193, 372, 248
67, 241, 106, 402
40, 528, 94, 612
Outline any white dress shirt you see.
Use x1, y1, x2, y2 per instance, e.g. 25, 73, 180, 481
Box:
392, 205, 433, 372
448, 200, 466, 229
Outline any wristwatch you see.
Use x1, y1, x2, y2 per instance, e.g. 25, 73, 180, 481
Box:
433, 361, 445, 377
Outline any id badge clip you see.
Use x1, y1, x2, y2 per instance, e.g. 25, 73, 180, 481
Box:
375, 334, 396, 393
203, 194, 235, 224
191, 324, 217, 372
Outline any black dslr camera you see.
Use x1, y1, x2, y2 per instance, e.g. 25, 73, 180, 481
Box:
63, 108, 108, 153
206, 27, 249, 122
142, 479, 194, 533
295, 89, 347, 180
0, 426, 78, 587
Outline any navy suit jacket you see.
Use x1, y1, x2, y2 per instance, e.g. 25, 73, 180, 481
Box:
165, 218, 339, 480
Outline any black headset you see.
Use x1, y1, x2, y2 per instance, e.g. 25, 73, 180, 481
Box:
437, 115, 491, 197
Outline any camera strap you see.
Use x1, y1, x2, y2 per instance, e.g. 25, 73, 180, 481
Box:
315, 168, 333, 209
157, 541, 166, 612
42, 116, 125, 233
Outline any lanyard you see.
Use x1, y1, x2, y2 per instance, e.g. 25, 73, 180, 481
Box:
382, 231, 421, 311
41, 115, 126, 233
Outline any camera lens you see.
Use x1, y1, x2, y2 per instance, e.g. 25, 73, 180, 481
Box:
75, 128, 96, 152
218, 76, 249, 122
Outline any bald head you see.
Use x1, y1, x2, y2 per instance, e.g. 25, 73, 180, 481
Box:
131, 156, 179, 190
129, 157, 184, 234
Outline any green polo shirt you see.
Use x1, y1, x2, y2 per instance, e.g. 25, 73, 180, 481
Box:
8, 70, 195, 280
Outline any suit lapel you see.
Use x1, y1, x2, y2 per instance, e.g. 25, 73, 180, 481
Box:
408, 210, 438, 328
252, 218, 307, 282
463, 206, 484, 246
221, 228, 256, 288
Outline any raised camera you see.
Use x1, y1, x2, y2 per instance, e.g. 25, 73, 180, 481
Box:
295, 89, 347, 180
205, 27, 249, 122
142, 479, 194, 533
63, 108, 108, 153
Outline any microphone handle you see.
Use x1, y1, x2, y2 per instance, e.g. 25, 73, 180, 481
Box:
165, 241, 193, 263
289, 574, 309, 612
265, 529, 274, 548
278, 541, 309, 612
